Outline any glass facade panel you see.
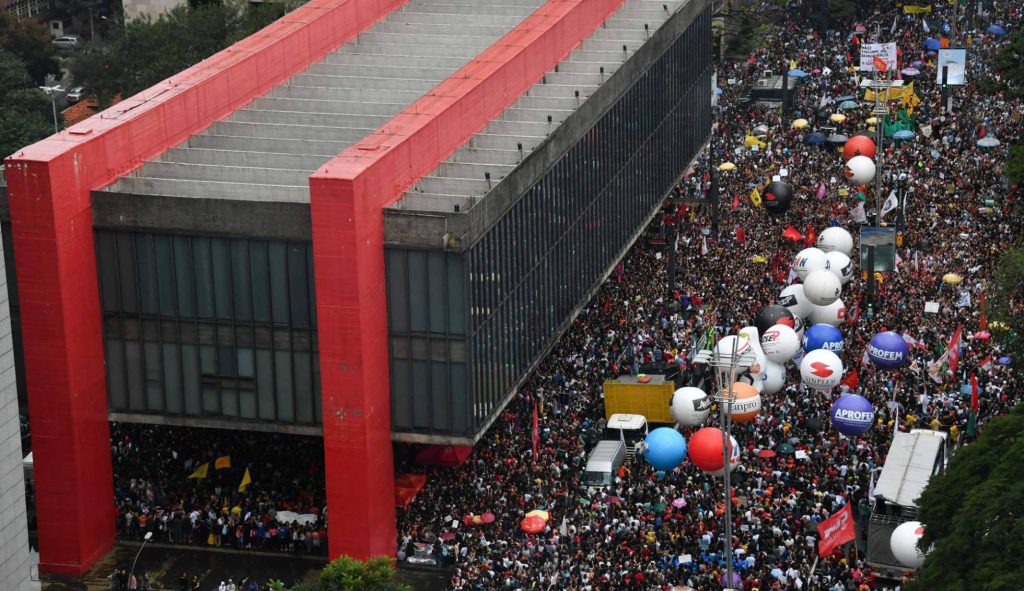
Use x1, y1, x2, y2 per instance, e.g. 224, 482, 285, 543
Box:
95, 230, 320, 425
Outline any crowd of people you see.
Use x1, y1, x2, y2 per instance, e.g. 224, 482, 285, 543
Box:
396, 1, 1023, 590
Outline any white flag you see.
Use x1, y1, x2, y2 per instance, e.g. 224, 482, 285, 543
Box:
890, 15, 898, 35
851, 201, 868, 224
956, 291, 972, 308
922, 18, 930, 33
880, 190, 898, 219
701, 236, 709, 255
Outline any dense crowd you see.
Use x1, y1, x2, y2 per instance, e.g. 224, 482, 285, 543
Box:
396, 1, 1023, 590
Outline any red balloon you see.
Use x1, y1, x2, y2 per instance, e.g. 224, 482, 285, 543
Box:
843, 135, 877, 160
688, 427, 733, 472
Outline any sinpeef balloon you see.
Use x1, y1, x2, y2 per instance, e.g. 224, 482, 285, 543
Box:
890, 521, 927, 568
803, 324, 845, 353
671, 387, 712, 427
830, 394, 875, 436
868, 331, 910, 370
809, 298, 846, 327
817, 227, 854, 256
761, 324, 801, 362
845, 155, 876, 185
760, 360, 786, 394
763, 181, 793, 215
803, 269, 842, 306
793, 248, 828, 281
724, 382, 761, 423
755, 305, 796, 336
709, 435, 741, 477
778, 284, 814, 319
643, 427, 688, 471
688, 427, 729, 472
800, 349, 844, 391
824, 251, 854, 285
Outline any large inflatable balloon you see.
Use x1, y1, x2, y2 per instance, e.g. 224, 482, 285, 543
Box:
761, 324, 801, 362
803, 269, 842, 306
845, 155, 876, 185
793, 248, 828, 281
671, 387, 712, 427
890, 521, 927, 568
724, 383, 761, 423
792, 314, 807, 339
803, 324, 844, 353
830, 394, 875, 436
688, 427, 730, 472
817, 227, 854, 257
738, 326, 767, 376
843, 135, 877, 160
809, 298, 846, 326
868, 331, 910, 370
778, 284, 814, 319
755, 305, 796, 336
824, 251, 854, 285
763, 181, 793, 215
643, 428, 688, 471
709, 435, 741, 477
760, 360, 786, 395
800, 349, 844, 391
715, 335, 753, 369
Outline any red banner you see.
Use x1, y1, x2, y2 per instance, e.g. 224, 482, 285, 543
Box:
817, 504, 856, 558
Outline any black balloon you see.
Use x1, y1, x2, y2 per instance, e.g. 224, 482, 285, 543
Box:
755, 305, 796, 336
763, 181, 793, 215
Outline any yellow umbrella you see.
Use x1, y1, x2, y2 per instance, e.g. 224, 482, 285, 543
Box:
718, 162, 737, 171
792, 118, 809, 129
866, 116, 879, 125
830, 113, 847, 123
942, 273, 963, 285
526, 509, 550, 522
751, 255, 767, 264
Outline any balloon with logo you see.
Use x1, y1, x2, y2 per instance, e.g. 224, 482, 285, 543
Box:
890, 521, 927, 568
803, 270, 842, 306
688, 427, 730, 472
793, 248, 828, 281
868, 331, 910, 370
724, 382, 761, 423
671, 387, 712, 427
817, 227, 854, 257
739, 326, 767, 377
800, 349, 844, 391
843, 135, 877, 160
763, 180, 793, 215
760, 360, 786, 395
755, 305, 796, 336
778, 284, 814, 319
710, 435, 742, 476
715, 335, 753, 370
792, 314, 807, 339
830, 394, 875, 436
845, 155, 876, 185
803, 324, 845, 353
761, 324, 801, 363
809, 298, 846, 327
824, 251, 854, 285
643, 428, 688, 471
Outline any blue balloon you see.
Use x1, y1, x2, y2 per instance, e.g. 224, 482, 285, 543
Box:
831, 394, 875, 436
644, 428, 688, 471
868, 331, 910, 370
804, 324, 844, 353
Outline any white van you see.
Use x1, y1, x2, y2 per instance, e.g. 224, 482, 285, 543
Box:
583, 440, 627, 489
605, 413, 648, 447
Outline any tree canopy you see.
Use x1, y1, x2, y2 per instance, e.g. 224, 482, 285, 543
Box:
0, 48, 55, 158
0, 10, 61, 85
910, 404, 1024, 591
286, 556, 410, 591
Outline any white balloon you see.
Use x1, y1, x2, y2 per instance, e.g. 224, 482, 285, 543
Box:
778, 284, 814, 319
845, 155, 876, 185
817, 227, 854, 256
761, 360, 786, 394
671, 387, 712, 427
800, 349, 844, 391
739, 326, 767, 376
803, 270, 842, 306
709, 436, 741, 477
809, 298, 846, 326
793, 248, 827, 281
792, 314, 807, 339
824, 251, 854, 285
761, 324, 801, 363
751, 378, 765, 393
890, 521, 927, 569
715, 335, 753, 370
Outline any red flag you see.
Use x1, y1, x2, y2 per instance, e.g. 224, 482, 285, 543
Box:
979, 292, 987, 331
733, 193, 740, 211
842, 370, 859, 390
947, 324, 963, 374
804, 224, 818, 248
531, 401, 539, 460
970, 373, 979, 411
736, 227, 747, 244
782, 226, 803, 242
873, 55, 888, 73
817, 504, 857, 558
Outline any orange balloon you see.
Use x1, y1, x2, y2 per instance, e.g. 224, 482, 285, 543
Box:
723, 382, 761, 423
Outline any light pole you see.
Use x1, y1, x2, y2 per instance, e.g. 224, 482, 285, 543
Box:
38, 85, 63, 133
128, 531, 153, 588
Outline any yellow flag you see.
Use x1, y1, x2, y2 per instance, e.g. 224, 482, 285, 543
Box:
750, 188, 762, 207
187, 463, 209, 480
238, 468, 252, 492
789, 59, 797, 70
215, 455, 231, 470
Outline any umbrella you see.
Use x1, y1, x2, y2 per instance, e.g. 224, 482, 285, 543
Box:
792, 118, 809, 129
715, 87, 724, 95
830, 113, 847, 123
721, 572, 743, 588
752, 124, 770, 136
757, 449, 777, 459
481, 512, 495, 523
440, 532, 455, 541
942, 273, 963, 284
866, 116, 879, 125
835, 95, 856, 102
652, 501, 667, 514
777, 443, 796, 455
973, 331, 992, 341
826, 134, 848, 144
924, 37, 942, 51
526, 509, 550, 522
520, 515, 546, 534
672, 497, 688, 508
977, 137, 1001, 148
788, 68, 808, 78
999, 356, 1012, 365
838, 100, 859, 110
605, 495, 622, 505
893, 130, 916, 141
771, 568, 784, 579
805, 132, 826, 145
718, 162, 737, 171
987, 24, 1007, 36
901, 67, 921, 77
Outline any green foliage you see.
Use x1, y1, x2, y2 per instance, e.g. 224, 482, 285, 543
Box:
295, 556, 409, 591
910, 405, 1024, 591
267, 580, 286, 591
0, 10, 61, 85
987, 248, 1024, 368
1007, 144, 1024, 186
0, 47, 54, 158
992, 31, 1024, 98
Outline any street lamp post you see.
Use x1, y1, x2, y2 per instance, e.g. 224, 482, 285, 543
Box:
38, 85, 63, 133
129, 531, 154, 588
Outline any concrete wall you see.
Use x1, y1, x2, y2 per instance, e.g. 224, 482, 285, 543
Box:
122, 0, 186, 22
0, 226, 31, 591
